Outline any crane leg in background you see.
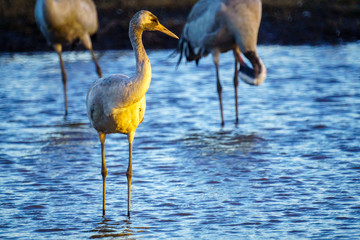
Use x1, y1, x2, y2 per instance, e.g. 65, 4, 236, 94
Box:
54, 44, 68, 116
213, 52, 224, 126
81, 33, 102, 78
90, 49, 102, 78
233, 50, 240, 124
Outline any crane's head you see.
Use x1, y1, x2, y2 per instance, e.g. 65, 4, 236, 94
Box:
239, 51, 267, 86
132, 10, 179, 39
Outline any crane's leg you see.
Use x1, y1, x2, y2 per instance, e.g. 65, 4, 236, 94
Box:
233, 49, 240, 124
99, 133, 108, 217
126, 132, 135, 217
54, 44, 68, 116
213, 52, 224, 126
90, 49, 102, 78
81, 34, 102, 78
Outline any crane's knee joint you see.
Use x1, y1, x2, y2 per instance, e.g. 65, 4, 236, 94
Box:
101, 169, 108, 178
126, 171, 132, 179
234, 77, 239, 87
62, 76, 67, 85
217, 82, 222, 93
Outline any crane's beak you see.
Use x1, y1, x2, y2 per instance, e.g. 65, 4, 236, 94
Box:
156, 24, 179, 39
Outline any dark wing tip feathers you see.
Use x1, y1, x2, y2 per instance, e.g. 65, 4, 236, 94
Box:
175, 34, 202, 68
176, 37, 185, 67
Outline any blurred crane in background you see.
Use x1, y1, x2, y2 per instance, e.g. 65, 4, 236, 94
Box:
177, 0, 266, 126
35, 0, 102, 115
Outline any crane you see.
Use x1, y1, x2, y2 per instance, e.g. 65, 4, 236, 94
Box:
86, 10, 178, 217
35, 0, 102, 115
177, 0, 267, 126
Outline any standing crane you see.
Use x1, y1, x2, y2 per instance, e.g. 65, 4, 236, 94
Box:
86, 10, 178, 217
35, 0, 102, 115
177, 0, 267, 126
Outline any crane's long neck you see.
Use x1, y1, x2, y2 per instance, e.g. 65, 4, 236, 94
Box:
128, 23, 151, 102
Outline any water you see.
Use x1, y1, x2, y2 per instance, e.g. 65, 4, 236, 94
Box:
0, 43, 359, 239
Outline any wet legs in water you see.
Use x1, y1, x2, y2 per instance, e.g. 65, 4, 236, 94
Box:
99, 133, 108, 217
126, 132, 134, 217
213, 51, 224, 126
233, 48, 241, 124
54, 44, 68, 116
98, 132, 133, 218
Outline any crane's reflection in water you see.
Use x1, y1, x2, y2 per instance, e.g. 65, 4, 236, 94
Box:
90, 217, 150, 239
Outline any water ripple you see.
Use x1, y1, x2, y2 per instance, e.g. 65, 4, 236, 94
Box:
0, 44, 359, 239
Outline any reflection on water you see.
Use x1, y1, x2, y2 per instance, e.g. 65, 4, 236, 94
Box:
0, 44, 360, 239
182, 129, 265, 156
90, 218, 149, 239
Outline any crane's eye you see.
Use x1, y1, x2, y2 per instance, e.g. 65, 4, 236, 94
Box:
151, 18, 157, 23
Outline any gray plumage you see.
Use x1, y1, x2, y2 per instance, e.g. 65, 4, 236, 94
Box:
35, 0, 102, 115
86, 10, 178, 217
177, 0, 267, 125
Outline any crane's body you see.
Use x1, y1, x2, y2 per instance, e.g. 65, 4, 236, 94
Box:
35, 0, 102, 115
35, 0, 99, 46
87, 74, 147, 136
177, 0, 266, 125
86, 10, 178, 217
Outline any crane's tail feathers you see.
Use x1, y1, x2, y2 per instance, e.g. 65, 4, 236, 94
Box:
239, 51, 266, 86
176, 38, 185, 67
175, 36, 203, 68
169, 48, 178, 58
168, 49, 181, 70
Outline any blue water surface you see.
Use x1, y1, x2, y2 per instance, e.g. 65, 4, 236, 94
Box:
0, 43, 359, 239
